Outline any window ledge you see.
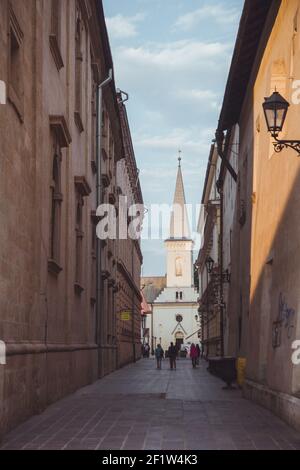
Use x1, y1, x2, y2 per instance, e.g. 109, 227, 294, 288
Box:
48, 259, 62, 277
74, 282, 84, 295
91, 160, 97, 174
74, 110, 84, 133
49, 34, 64, 71
75, 176, 91, 197
8, 84, 23, 123
101, 270, 110, 280
101, 174, 110, 188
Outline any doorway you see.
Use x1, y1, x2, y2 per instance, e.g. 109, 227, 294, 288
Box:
175, 331, 184, 353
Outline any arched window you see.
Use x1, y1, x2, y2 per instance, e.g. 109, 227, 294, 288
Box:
175, 257, 182, 277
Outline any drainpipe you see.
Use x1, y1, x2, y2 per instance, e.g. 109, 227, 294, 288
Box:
95, 69, 113, 362
217, 183, 225, 358
131, 241, 136, 363
215, 128, 237, 183
216, 129, 231, 358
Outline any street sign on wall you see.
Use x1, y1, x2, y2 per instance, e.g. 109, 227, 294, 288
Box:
120, 310, 132, 321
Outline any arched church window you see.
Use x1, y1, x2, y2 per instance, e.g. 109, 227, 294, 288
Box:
175, 257, 182, 277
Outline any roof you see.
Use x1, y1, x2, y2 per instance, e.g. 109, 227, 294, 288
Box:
117, 92, 143, 205
154, 286, 198, 304
217, 0, 281, 131
141, 290, 151, 315
141, 276, 166, 304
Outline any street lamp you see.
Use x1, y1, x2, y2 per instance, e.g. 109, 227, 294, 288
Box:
263, 91, 300, 156
205, 256, 215, 274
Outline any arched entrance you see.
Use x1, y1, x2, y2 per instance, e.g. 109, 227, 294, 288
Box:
175, 331, 184, 351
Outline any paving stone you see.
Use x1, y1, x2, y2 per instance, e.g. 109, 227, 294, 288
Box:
1, 359, 299, 450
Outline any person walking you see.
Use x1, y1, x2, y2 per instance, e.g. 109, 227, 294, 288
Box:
155, 344, 164, 369
190, 343, 198, 368
196, 344, 201, 365
168, 342, 177, 370
144, 343, 150, 358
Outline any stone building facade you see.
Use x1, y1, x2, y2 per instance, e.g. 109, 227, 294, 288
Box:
196, 146, 222, 357
212, 0, 300, 429
0, 0, 140, 438
141, 276, 166, 353
115, 92, 143, 368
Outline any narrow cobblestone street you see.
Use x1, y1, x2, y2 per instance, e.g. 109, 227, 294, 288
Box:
1, 359, 300, 451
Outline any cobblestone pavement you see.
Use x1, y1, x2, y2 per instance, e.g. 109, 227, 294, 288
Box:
1, 359, 300, 450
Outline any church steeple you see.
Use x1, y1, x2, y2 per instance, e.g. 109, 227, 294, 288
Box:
165, 152, 194, 288
169, 152, 191, 239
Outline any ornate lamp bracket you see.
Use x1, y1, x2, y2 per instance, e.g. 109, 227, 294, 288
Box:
273, 136, 300, 157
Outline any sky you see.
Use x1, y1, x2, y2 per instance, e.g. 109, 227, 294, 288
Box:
103, 0, 244, 276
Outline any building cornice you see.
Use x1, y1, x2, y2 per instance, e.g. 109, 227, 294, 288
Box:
217, 0, 281, 131
117, 260, 142, 301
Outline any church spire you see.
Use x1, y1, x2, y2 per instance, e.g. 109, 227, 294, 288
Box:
169, 152, 191, 239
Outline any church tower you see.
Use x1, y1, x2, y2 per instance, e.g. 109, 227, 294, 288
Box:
165, 157, 194, 288
152, 154, 199, 352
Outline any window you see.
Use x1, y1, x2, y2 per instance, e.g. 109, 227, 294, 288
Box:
10, 30, 20, 96
51, 0, 60, 38
91, 79, 97, 173
48, 142, 63, 276
91, 213, 97, 302
74, 9, 84, 132
49, 0, 64, 70
74, 176, 91, 294
176, 292, 179, 300
175, 257, 182, 277
75, 193, 84, 292
8, 6, 24, 120
180, 292, 183, 300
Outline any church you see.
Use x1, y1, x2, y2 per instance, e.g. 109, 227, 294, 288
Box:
152, 158, 199, 353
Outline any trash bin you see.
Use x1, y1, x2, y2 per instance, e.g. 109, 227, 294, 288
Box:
207, 356, 237, 388
236, 357, 246, 387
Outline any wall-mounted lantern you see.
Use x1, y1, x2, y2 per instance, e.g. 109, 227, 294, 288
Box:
263, 91, 300, 156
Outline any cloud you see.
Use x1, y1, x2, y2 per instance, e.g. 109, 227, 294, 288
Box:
118, 40, 230, 70
174, 4, 240, 31
105, 13, 145, 39
174, 88, 220, 109
134, 127, 214, 154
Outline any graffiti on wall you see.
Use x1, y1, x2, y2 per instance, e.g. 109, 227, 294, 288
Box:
272, 293, 296, 348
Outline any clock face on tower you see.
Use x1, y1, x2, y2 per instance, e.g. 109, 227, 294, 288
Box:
176, 314, 183, 323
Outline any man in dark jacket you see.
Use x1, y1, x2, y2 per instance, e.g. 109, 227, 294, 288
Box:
168, 342, 177, 370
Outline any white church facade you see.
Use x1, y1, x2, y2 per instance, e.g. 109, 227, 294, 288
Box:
152, 158, 199, 353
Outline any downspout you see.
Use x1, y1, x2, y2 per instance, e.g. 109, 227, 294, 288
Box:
217, 183, 225, 357
117, 89, 136, 363
131, 241, 136, 362
96, 69, 113, 359
215, 128, 237, 183
216, 128, 233, 358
